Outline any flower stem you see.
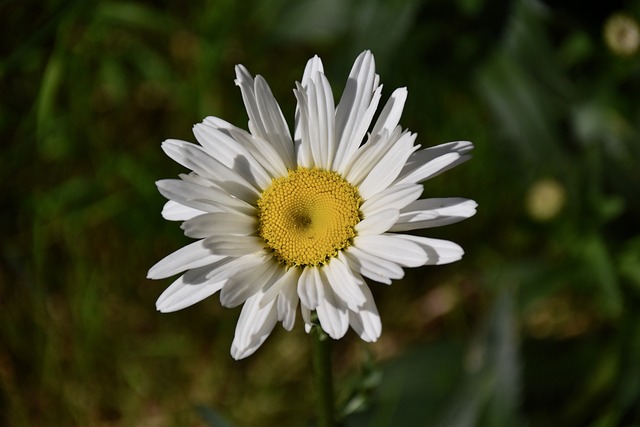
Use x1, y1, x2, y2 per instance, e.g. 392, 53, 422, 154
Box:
312, 323, 337, 427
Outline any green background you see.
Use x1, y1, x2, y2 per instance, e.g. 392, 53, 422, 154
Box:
2, 0, 640, 425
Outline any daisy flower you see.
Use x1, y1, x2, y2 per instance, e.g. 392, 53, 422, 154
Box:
148, 51, 477, 360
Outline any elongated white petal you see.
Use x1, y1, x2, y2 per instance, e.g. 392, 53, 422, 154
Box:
201, 116, 287, 181
277, 278, 299, 331
231, 291, 279, 360
323, 254, 367, 311
234, 65, 295, 168
358, 132, 419, 199
156, 265, 226, 312
360, 183, 422, 217
193, 123, 273, 189
161, 200, 205, 221
194, 119, 246, 168
355, 208, 399, 236
370, 87, 407, 137
344, 246, 404, 285
299, 78, 325, 167
294, 82, 314, 168
390, 198, 478, 231
354, 234, 427, 267
148, 239, 226, 279
203, 235, 264, 257
316, 270, 349, 339
295, 55, 325, 168
301, 304, 312, 333
297, 266, 325, 310
260, 267, 301, 308
395, 140, 473, 185
162, 139, 260, 201
206, 253, 266, 283
334, 50, 382, 173
156, 179, 255, 215
231, 131, 289, 181
394, 234, 465, 265
335, 86, 383, 174
181, 212, 257, 238
219, 259, 280, 308
344, 126, 401, 186
254, 75, 295, 166
348, 283, 381, 342
301, 55, 324, 86
306, 73, 336, 169
200, 116, 235, 130
161, 139, 213, 176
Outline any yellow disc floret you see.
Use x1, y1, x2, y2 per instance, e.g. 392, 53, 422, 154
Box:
257, 167, 362, 267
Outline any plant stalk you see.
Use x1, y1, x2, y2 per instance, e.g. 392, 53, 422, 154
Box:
312, 324, 336, 427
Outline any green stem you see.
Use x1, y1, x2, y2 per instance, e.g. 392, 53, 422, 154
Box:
312, 323, 336, 427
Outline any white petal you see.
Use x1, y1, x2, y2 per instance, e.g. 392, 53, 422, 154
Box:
335, 86, 383, 174
161, 139, 213, 176
295, 55, 325, 168
181, 212, 257, 238
201, 117, 287, 181
296, 79, 324, 167
162, 139, 260, 201
297, 266, 325, 310
206, 252, 266, 283
219, 259, 280, 308
203, 235, 264, 257
370, 87, 407, 138
294, 82, 314, 168
344, 246, 404, 285
193, 119, 244, 167
301, 55, 324, 86
161, 200, 205, 221
355, 208, 399, 236
334, 50, 382, 173
394, 235, 465, 265
348, 283, 381, 342
161, 139, 217, 179
390, 198, 478, 232
260, 267, 301, 308
354, 234, 427, 267
343, 126, 401, 186
277, 278, 300, 331
156, 179, 255, 215
179, 171, 216, 187
193, 123, 273, 189
155, 265, 225, 312
323, 254, 367, 311
360, 183, 423, 217
147, 240, 225, 280
230, 291, 278, 360
301, 304, 312, 333
358, 132, 419, 199
395, 140, 474, 185
231, 131, 289, 180
316, 272, 349, 339
305, 73, 336, 169
234, 65, 295, 168
254, 75, 295, 167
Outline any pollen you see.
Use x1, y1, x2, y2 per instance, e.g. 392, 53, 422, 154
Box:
257, 167, 362, 267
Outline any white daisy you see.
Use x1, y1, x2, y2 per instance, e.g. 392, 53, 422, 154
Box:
148, 51, 477, 360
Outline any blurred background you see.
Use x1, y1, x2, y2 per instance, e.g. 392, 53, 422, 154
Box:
2, 0, 640, 425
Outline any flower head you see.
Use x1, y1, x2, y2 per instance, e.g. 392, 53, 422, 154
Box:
148, 51, 477, 359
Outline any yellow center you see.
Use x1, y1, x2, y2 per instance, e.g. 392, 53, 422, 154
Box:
257, 167, 362, 267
